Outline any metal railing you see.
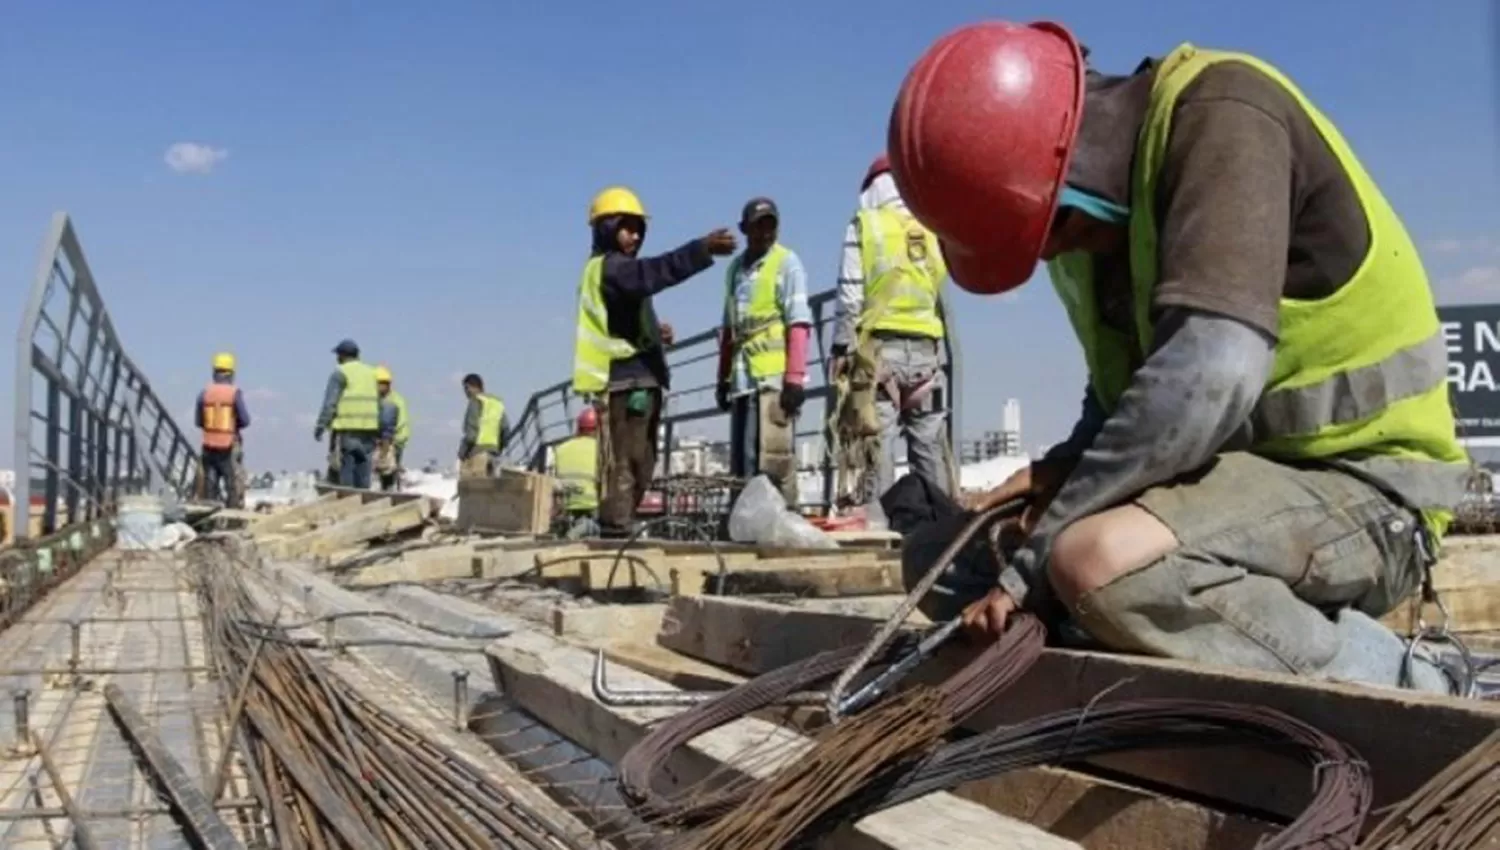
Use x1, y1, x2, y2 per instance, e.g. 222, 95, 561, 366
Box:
12, 213, 197, 540
500, 287, 961, 514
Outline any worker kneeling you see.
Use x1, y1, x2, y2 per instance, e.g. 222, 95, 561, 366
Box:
891, 22, 1471, 694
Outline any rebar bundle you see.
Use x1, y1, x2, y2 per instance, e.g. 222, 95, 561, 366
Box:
1361, 729, 1500, 849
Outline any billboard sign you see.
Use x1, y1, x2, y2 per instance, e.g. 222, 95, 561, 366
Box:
1439, 304, 1500, 445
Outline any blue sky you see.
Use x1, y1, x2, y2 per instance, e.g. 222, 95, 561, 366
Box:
1, 0, 1496, 472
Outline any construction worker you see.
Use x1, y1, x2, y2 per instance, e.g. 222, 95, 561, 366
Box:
572, 186, 736, 537
891, 22, 1470, 694
554, 408, 601, 539
830, 155, 954, 508
716, 197, 812, 507
375, 366, 409, 491
459, 374, 506, 478
195, 352, 250, 507
314, 339, 381, 489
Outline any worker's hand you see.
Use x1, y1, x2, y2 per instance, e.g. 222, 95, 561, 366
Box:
715, 382, 733, 413
703, 228, 737, 256
961, 587, 1017, 642
313, 427, 325, 442
829, 356, 849, 381
659, 321, 675, 346
780, 382, 805, 416
959, 458, 1073, 536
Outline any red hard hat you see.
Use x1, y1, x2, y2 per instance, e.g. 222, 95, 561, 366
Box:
576, 407, 598, 434
888, 21, 1086, 295
861, 154, 891, 191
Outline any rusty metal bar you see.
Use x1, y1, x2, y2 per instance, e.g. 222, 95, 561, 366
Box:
102, 683, 245, 850
31, 731, 102, 850
0, 799, 260, 823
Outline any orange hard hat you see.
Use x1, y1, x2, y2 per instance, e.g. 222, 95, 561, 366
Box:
861, 154, 890, 191
576, 407, 598, 434
888, 21, 1086, 296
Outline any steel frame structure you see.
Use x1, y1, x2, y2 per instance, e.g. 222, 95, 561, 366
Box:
501, 287, 961, 513
12, 213, 196, 541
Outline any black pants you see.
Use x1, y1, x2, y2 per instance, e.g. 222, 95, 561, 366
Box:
201, 448, 237, 506
597, 388, 661, 536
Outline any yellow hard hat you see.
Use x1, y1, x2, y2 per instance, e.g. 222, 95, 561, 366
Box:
374, 365, 393, 383
588, 186, 646, 224
212, 352, 236, 372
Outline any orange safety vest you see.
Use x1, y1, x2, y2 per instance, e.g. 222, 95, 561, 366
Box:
201, 383, 238, 450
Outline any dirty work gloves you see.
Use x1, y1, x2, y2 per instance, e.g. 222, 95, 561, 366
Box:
780, 382, 805, 416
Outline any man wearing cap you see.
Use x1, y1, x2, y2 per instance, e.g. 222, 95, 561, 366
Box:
830, 157, 955, 508
889, 22, 1469, 693
716, 197, 813, 506
314, 339, 382, 489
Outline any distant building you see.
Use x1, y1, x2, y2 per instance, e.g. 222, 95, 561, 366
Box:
958, 398, 1025, 464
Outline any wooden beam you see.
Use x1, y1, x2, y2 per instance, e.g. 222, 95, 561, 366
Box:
251, 495, 365, 536
713, 560, 904, 598
658, 595, 1500, 820
553, 604, 665, 646
314, 482, 427, 505
486, 629, 1080, 850
272, 498, 430, 559
1383, 536, 1500, 634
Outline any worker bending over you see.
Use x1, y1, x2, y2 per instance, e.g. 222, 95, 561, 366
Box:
554, 409, 601, 539
196, 352, 250, 507
571, 187, 736, 537
716, 197, 812, 506
459, 374, 506, 478
314, 339, 382, 489
376, 366, 409, 491
832, 156, 954, 505
891, 22, 1469, 694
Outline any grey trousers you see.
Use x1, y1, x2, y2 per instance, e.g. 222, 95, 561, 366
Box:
871, 336, 950, 500
908, 452, 1452, 694
729, 389, 799, 507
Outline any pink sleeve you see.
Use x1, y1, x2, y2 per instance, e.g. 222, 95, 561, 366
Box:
784, 325, 810, 385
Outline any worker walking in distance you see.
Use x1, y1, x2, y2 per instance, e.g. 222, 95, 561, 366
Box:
375, 366, 409, 491
196, 352, 250, 507
314, 339, 381, 489
716, 197, 812, 507
571, 186, 736, 537
554, 408, 601, 539
458, 374, 506, 478
830, 155, 955, 508
892, 21, 1470, 694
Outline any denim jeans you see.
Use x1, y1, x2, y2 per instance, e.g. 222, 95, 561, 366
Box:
335, 432, 376, 490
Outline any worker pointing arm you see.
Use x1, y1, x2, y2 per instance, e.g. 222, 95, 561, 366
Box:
891, 23, 1467, 694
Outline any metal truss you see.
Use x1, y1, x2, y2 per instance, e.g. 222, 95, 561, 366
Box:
12, 213, 196, 541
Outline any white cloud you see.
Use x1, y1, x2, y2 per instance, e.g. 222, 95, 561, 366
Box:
1455, 266, 1500, 292
1430, 238, 1464, 254
1429, 236, 1500, 257
164, 142, 229, 175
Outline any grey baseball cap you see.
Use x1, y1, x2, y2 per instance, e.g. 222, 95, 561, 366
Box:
740, 197, 779, 224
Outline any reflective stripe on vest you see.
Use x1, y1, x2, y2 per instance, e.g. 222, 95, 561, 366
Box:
572, 256, 644, 395
1046, 44, 1468, 534
554, 435, 599, 512
725, 245, 789, 380
201, 383, 238, 449
476, 394, 504, 451
387, 391, 411, 446
332, 361, 380, 432
857, 207, 947, 339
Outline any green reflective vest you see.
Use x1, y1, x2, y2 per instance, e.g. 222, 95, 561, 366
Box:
1046, 43, 1469, 537
554, 435, 599, 513
725, 245, 789, 380
572, 256, 653, 394
476, 394, 504, 451
332, 361, 380, 432
386, 391, 410, 447
857, 207, 947, 339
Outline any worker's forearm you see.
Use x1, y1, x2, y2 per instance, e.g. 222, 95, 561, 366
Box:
831, 223, 863, 353
463, 399, 480, 442
605, 240, 714, 298
784, 323, 811, 384
315, 373, 343, 429
235, 390, 251, 430
998, 310, 1272, 608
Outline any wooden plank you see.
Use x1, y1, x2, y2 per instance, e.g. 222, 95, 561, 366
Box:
576, 549, 669, 592
715, 560, 904, 598
664, 552, 762, 596
273, 498, 430, 559
658, 595, 1500, 820
553, 604, 665, 646
345, 552, 481, 587
457, 469, 553, 534
486, 628, 1079, 850
1382, 536, 1500, 634
251, 495, 364, 536
314, 482, 427, 505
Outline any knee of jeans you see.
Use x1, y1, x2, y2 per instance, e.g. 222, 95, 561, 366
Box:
1050, 521, 1158, 609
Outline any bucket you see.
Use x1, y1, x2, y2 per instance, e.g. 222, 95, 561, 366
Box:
117, 494, 165, 550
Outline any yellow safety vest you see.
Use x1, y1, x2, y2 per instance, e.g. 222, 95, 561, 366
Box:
386, 391, 410, 447
725, 245, 789, 380
476, 394, 504, 451
857, 207, 947, 339
1046, 44, 1469, 538
571, 256, 653, 394
331, 361, 380, 432
554, 435, 599, 513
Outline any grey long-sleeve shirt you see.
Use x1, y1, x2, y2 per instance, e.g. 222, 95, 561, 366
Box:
315, 370, 346, 431
998, 309, 1275, 610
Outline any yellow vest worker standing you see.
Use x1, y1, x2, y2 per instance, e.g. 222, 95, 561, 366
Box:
196, 352, 251, 507
830, 156, 954, 507
459, 373, 506, 478
553, 408, 601, 539
715, 197, 813, 508
314, 339, 381, 490
375, 366, 409, 492
891, 23, 1469, 695
571, 186, 736, 537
